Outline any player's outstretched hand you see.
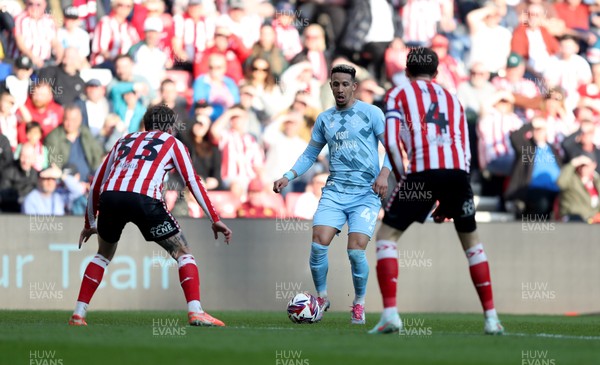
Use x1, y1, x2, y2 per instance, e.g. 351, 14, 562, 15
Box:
273, 177, 289, 194
79, 227, 98, 249
372, 173, 388, 199
212, 221, 232, 244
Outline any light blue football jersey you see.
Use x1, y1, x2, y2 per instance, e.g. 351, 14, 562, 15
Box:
312, 100, 386, 194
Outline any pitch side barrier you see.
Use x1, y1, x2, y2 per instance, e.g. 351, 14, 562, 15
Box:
1, 215, 597, 314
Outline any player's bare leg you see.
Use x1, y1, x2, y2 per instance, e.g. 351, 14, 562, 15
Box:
156, 232, 225, 327
457, 230, 504, 335
310, 225, 337, 319
347, 232, 370, 324
368, 223, 404, 334
70, 235, 117, 326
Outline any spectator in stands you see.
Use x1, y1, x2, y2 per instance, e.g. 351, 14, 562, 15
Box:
0, 142, 37, 212
91, 0, 140, 68
247, 23, 287, 79
557, 155, 600, 223
129, 17, 169, 92
272, 1, 302, 61
193, 23, 249, 82
107, 55, 154, 106
11, 0, 63, 68
494, 53, 540, 123
0, 90, 17, 150
578, 62, 600, 115
431, 34, 467, 95
219, 0, 262, 50
296, 0, 348, 53
172, 0, 216, 70
506, 117, 562, 218
192, 53, 240, 120
400, 0, 456, 46
14, 121, 47, 171
112, 87, 145, 133
44, 106, 103, 181
553, 0, 593, 46
263, 112, 307, 193
238, 84, 266, 139
156, 79, 189, 139
37, 47, 86, 106
136, 0, 175, 65
21, 164, 85, 215
241, 57, 285, 120
510, 2, 560, 76
280, 61, 321, 111
19, 82, 64, 141
544, 35, 592, 112
187, 112, 222, 190
458, 62, 497, 123
209, 105, 264, 201
57, 6, 91, 62
466, 1, 512, 75
71, 0, 100, 34
290, 24, 331, 86
292, 172, 327, 220
355, 78, 385, 110
236, 178, 279, 218
0, 131, 13, 176
74, 79, 110, 138
96, 113, 126, 153
1, 55, 33, 113
562, 118, 600, 172
384, 38, 409, 86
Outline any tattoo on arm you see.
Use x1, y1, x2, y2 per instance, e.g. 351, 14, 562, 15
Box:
156, 233, 190, 259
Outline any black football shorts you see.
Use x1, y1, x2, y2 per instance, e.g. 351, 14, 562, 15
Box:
97, 191, 181, 243
382, 169, 475, 231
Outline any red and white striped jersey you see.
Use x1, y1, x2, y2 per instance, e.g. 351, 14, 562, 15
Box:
72, 0, 98, 34
11, 12, 57, 60
85, 131, 220, 228
384, 80, 470, 177
91, 15, 140, 66
219, 130, 264, 184
173, 13, 215, 62
272, 20, 302, 61
477, 109, 523, 169
401, 0, 446, 44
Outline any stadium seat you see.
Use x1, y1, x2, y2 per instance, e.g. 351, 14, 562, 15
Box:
207, 191, 241, 219
285, 192, 303, 217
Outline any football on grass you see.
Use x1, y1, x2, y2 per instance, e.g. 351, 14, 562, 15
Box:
287, 292, 321, 324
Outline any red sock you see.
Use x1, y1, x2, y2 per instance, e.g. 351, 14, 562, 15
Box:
77, 254, 109, 304
375, 240, 398, 308
178, 254, 200, 303
465, 244, 495, 311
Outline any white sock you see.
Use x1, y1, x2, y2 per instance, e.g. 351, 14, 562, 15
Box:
353, 296, 365, 305
317, 291, 328, 299
383, 307, 397, 318
485, 309, 498, 319
74, 301, 88, 317
188, 300, 203, 313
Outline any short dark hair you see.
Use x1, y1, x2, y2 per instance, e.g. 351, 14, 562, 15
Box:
406, 47, 439, 77
26, 121, 42, 133
115, 54, 134, 64
160, 78, 175, 90
143, 104, 177, 131
330, 64, 356, 81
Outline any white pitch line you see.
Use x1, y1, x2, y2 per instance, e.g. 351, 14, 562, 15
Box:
507, 332, 600, 341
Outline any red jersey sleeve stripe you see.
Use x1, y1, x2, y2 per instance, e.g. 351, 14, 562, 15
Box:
85, 143, 118, 229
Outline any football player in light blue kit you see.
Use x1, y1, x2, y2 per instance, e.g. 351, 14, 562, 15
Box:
273, 65, 391, 324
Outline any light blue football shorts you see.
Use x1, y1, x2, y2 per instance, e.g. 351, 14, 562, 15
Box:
313, 189, 382, 238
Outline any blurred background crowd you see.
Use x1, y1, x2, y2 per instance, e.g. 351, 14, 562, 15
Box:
0, 0, 599, 222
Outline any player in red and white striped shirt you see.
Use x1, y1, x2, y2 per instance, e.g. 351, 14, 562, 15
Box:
369, 47, 504, 335
90, 0, 140, 66
69, 105, 232, 328
10, 0, 63, 68
172, 1, 216, 64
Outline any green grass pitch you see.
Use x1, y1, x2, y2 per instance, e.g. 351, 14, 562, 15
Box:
1, 311, 598, 365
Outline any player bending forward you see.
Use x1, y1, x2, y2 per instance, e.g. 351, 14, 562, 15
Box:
69, 105, 232, 327
274, 65, 392, 324
368, 48, 504, 335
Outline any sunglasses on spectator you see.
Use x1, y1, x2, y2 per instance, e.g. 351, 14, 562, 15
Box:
252, 66, 268, 72
116, 3, 133, 8
209, 64, 225, 70
470, 70, 486, 76
27, 2, 43, 6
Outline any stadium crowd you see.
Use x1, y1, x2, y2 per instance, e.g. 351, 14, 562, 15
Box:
0, 0, 599, 222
